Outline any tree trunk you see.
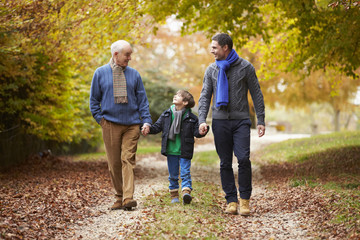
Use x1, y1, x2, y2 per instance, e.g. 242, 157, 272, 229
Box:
344, 112, 354, 130
334, 109, 340, 132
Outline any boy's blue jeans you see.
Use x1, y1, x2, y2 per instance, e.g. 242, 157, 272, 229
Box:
212, 119, 252, 203
167, 155, 192, 191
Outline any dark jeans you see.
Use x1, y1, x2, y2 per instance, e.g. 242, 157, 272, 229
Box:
212, 119, 252, 203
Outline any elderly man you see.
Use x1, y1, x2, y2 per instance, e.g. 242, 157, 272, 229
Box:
90, 40, 151, 210
198, 33, 265, 215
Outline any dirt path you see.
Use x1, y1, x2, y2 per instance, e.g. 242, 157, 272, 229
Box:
65, 130, 313, 239
64, 154, 169, 239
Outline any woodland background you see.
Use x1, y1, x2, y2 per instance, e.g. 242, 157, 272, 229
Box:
1, 0, 360, 167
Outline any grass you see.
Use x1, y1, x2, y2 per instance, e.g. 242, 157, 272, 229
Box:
71, 135, 161, 162
71, 146, 161, 162
259, 131, 360, 164
257, 130, 360, 237
192, 150, 219, 166
71, 152, 106, 162
136, 145, 161, 155
72, 135, 216, 163
126, 181, 226, 239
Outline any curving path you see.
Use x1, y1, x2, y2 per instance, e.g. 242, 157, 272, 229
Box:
65, 130, 312, 239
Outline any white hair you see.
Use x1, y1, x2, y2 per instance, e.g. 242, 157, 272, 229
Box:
111, 40, 131, 56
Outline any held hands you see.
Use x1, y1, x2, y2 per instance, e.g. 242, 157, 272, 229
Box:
257, 125, 265, 137
199, 123, 208, 136
141, 125, 150, 136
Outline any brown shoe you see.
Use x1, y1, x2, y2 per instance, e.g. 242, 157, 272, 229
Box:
170, 189, 180, 204
110, 199, 123, 210
182, 187, 192, 205
123, 198, 137, 210
239, 198, 250, 216
224, 202, 238, 215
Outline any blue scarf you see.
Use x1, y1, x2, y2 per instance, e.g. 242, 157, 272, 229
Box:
215, 49, 239, 107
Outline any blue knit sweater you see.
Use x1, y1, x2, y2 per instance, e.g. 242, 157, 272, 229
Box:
89, 64, 152, 125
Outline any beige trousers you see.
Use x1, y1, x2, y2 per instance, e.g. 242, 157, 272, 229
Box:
101, 119, 140, 201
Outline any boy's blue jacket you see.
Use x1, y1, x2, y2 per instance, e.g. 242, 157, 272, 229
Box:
149, 107, 208, 159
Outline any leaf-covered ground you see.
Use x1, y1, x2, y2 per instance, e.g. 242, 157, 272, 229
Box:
0, 155, 114, 239
255, 146, 360, 239
1, 141, 359, 239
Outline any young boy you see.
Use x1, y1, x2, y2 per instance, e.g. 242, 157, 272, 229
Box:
141, 90, 208, 204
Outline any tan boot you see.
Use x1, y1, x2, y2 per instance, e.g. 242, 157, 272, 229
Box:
239, 198, 250, 216
224, 202, 238, 215
182, 187, 192, 205
123, 198, 137, 210
170, 189, 180, 203
110, 198, 123, 210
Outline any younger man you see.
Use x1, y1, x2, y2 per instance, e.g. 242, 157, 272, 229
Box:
142, 90, 207, 204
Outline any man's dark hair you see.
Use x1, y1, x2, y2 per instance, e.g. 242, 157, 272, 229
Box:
212, 33, 233, 50
177, 90, 195, 109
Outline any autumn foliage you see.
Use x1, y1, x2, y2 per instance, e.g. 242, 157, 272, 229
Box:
0, 155, 111, 239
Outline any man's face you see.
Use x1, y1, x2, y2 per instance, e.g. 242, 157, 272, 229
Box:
114, 45, 132, 67
210, 40, 227, 60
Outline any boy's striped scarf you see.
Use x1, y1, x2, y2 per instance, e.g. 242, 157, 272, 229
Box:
110, 58, 128, 104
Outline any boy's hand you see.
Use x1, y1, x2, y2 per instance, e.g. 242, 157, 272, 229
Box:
141, 125, 150, 136
199, 123, 208, 135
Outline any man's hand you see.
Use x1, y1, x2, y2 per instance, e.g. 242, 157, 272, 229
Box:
199, 123, 208, 135
141, 125, 150, 136
257, 125, 265, 137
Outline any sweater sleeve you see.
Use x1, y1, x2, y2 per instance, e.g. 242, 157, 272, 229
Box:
246, 65, 265, 126
198, 67, 214, 124
89, 69, 103, 124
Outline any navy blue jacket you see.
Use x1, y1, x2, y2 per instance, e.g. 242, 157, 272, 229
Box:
149, 107, 207, 159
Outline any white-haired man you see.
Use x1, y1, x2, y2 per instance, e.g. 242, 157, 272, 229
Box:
90, 40, 152, 210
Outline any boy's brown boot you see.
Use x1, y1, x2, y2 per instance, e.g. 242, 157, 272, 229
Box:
239, 198, 250, 216
182, 187, 192, 204
123, 198, 137, 210
224, 202, 238, 215
110, 198, 123, 210
170, 189, 180, 203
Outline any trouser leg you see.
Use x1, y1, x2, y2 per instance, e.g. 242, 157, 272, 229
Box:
180, 157, 192, 190
167, 155, 180, 190
102, 120, 123, 199
233, 119, 252, 200
121, 124, 140, 201
212, 119, 238, 203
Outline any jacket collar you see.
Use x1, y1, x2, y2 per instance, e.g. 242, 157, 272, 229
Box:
166, 107, 192, 119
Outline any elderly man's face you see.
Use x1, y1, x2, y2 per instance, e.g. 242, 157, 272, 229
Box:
114, 45, 133, 67
210, 40, 227, 60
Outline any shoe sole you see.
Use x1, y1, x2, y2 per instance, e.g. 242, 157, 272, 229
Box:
183, 194, 192, 204
171, 198, 180, 203
110, 206, 124, 210
123, 201, 137, 210
225, 211, 238, 215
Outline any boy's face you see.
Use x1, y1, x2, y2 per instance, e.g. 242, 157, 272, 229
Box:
173, 93, 188, 107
